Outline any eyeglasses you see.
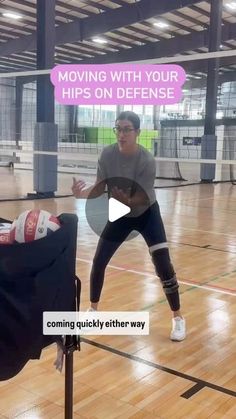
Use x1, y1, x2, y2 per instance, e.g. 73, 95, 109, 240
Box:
113, 126, 136, 135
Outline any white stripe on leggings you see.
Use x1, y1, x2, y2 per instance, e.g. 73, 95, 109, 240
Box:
149, 242, 168, 254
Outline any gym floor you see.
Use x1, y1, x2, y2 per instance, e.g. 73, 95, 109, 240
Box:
0, 168, 235, 418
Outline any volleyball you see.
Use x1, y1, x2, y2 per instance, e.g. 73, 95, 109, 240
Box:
10, 210, 61, 243
0, 223, 12, 245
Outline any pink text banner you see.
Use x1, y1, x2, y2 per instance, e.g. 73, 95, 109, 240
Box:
50, 64, 186, 105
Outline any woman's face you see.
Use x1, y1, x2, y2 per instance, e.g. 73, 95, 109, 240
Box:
114, 119, 140, 154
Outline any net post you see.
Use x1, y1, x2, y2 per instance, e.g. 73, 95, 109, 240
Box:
32, 122, 58, 196
200, 134, 217, 182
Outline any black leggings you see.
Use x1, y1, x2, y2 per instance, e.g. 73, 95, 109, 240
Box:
90, 201, 180, 311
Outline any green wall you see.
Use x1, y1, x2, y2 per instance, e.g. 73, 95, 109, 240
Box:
138, 129, 158, 151
84, 127, 98, 143
83, 126, 158, 151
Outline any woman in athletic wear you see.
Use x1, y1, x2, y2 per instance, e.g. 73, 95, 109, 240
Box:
72, 111, 186, 341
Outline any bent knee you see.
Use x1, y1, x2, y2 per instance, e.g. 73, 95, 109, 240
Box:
150, 245, 177, 286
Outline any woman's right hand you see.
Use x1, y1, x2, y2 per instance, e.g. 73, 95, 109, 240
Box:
71, 177, 86, 198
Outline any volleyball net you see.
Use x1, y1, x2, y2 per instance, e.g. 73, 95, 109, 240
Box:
0, 48, 236, 198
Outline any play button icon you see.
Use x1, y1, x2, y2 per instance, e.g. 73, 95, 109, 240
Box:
85, 176, 150, 241
108, 198, 130, 222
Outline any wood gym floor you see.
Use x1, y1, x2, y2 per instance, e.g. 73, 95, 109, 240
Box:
0, 168, 235, 418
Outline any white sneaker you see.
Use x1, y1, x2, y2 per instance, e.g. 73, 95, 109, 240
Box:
170, 317, 186, 341
87, 307, 97, 312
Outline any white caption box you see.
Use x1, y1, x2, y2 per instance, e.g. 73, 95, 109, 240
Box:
43, 311, 149, 335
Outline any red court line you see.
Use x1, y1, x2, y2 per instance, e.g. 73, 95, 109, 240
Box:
77, 258, 236, 295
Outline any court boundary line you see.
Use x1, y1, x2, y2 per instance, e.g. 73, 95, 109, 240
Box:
81, 338, 236, 399
76, 257, 236, 296
77, 237, 236, 255
168, 240, 236, 254
165, 224, 236, 238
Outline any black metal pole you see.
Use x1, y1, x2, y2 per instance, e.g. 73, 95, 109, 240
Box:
15, 79, 23, 149
65, 337, 74, 419
201, 0, 223, 182
36, 0, 55, 123
204, 0, 223, 137
32, 0, 57, 198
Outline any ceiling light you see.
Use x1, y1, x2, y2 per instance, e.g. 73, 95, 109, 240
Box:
153, 22, 169, 29
92, 38, 108, 44
2, 11, 23, 19
226, 2, 236, 10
